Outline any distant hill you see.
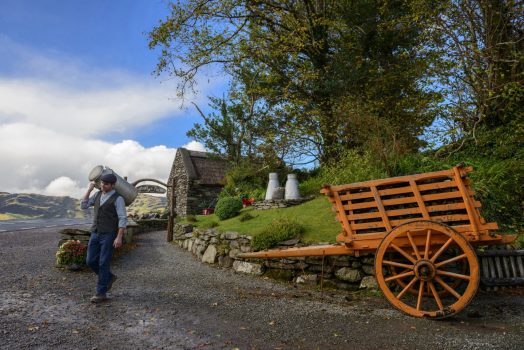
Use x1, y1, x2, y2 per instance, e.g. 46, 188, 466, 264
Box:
0, 192, 87, 220
0, 192, 167, 221
127, 193, 167, 216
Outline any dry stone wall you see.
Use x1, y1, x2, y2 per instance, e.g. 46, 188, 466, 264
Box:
173, 223, 378, 290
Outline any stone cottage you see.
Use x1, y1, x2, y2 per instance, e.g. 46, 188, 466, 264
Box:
167, 148, 229, 216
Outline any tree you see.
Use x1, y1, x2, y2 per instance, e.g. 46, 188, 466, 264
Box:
433, 0, 523, 155
150, 0, 442, 164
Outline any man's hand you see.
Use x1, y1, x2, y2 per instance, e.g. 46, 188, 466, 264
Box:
88, 182, 96, 191
113, 236, 123, 249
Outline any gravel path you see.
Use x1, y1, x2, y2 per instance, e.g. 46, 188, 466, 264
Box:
1, 228, 523, 349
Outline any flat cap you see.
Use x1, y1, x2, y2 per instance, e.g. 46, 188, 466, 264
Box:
100, 173, 117, 184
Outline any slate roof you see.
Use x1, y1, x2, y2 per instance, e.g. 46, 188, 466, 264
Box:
177, 148, 228, 185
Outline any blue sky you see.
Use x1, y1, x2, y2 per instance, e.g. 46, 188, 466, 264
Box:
0, 0, 227, 196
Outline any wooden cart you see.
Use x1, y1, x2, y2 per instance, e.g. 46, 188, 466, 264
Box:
240, 166, 516, 318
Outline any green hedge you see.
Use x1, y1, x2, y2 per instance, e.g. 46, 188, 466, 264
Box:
215, 197, 243, 220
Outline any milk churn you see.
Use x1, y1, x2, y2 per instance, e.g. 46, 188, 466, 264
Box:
265, 173, 279, 200
284, 174, 300, 200
88, 165, 138, 206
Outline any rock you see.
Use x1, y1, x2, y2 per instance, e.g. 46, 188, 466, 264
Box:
233, 261, 264, 275
187, 240, 194, 252
305, 256, 324, 264
229, 249, 240, 258
335, 267, 363, 282
361, 255, 375, 265
362, 264, 375, 275
336, 282, 360, 291
202, 245, 218, 264
265, 261, 296, 270
332, 255, 352, 267
239, 245, 251, 253
229, 240, 239, 249
218, 256, 234, 268
277, 238, 299, 246
351, 261, 362, 269
295, 274, 317, 285
223, 232, 239, 240
359, 276, 378, 290
264, 269, 294, 281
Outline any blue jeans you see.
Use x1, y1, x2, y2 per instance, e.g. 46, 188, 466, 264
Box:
86, 232, 116, 295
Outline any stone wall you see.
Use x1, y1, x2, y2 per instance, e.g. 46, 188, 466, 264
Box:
58, 221, 141, 247
167, 150, 224, 216
252, 197, 314, 210
173, 223, 378, 290
168, 153, 189, 216
186, 182, 223, 215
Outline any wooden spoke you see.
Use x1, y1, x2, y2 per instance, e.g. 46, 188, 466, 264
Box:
428, 281, 444, 311
424, 229, 431, 259
416, 281, 425, 311
406, 231, 421, 260
385, 270, 415, 282
434, 276, 462, 299
382, 260, 414, 269
396, 277, 418, 300
435, 253, 468, 268
436, 269, 471, 281
391, 243, 416, 264
430, 237, 453, 263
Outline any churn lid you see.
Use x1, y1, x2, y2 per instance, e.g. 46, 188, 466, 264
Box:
88, 165, 104, 181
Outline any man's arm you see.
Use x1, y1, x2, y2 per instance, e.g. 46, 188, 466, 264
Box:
80, 182, 96, 209
113, 196, 127, 248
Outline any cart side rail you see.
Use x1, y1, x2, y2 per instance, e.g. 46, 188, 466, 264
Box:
321, 166, 498, 243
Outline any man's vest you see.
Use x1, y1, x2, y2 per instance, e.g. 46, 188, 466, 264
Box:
91, 191, 120, 234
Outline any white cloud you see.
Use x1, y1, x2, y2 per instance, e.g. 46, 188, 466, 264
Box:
0, 38, 220, 198
183, 140, 207, 153
44, 176, 82, 197
0, 123, 178, 197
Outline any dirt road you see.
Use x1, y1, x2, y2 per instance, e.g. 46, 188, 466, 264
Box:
1, 228, 523, 349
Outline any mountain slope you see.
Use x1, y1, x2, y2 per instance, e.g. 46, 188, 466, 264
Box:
0, 193, 87, 220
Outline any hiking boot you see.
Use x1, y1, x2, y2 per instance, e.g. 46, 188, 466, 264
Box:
90, 294, 108, 303
108, 274, 117, 292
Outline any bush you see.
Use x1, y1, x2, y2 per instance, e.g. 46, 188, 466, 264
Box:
214, 197, 243, 220
299, 149, 387, 196
186, 215, 197, 222
56, 240, 87, 266
252, 217, 305, 251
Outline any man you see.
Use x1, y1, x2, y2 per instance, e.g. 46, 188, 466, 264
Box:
81, 173, 127, 303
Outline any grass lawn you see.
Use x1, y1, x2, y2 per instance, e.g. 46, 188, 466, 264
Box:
0, 213, 31, 220
180, 197, 341, 244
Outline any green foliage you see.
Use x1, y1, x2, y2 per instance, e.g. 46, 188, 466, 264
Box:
186, 215, 197, 222
149, 0, 440, 165
56, 240, 87, 266
220, 160, 285, 200
214, 197, 243, 220
300, 149, 388, 196
391, 153, 524, 233
251, 218, 305, 251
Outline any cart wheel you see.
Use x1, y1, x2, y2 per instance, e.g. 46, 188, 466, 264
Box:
375, 220, 479, 319
387, 248, 468, 297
